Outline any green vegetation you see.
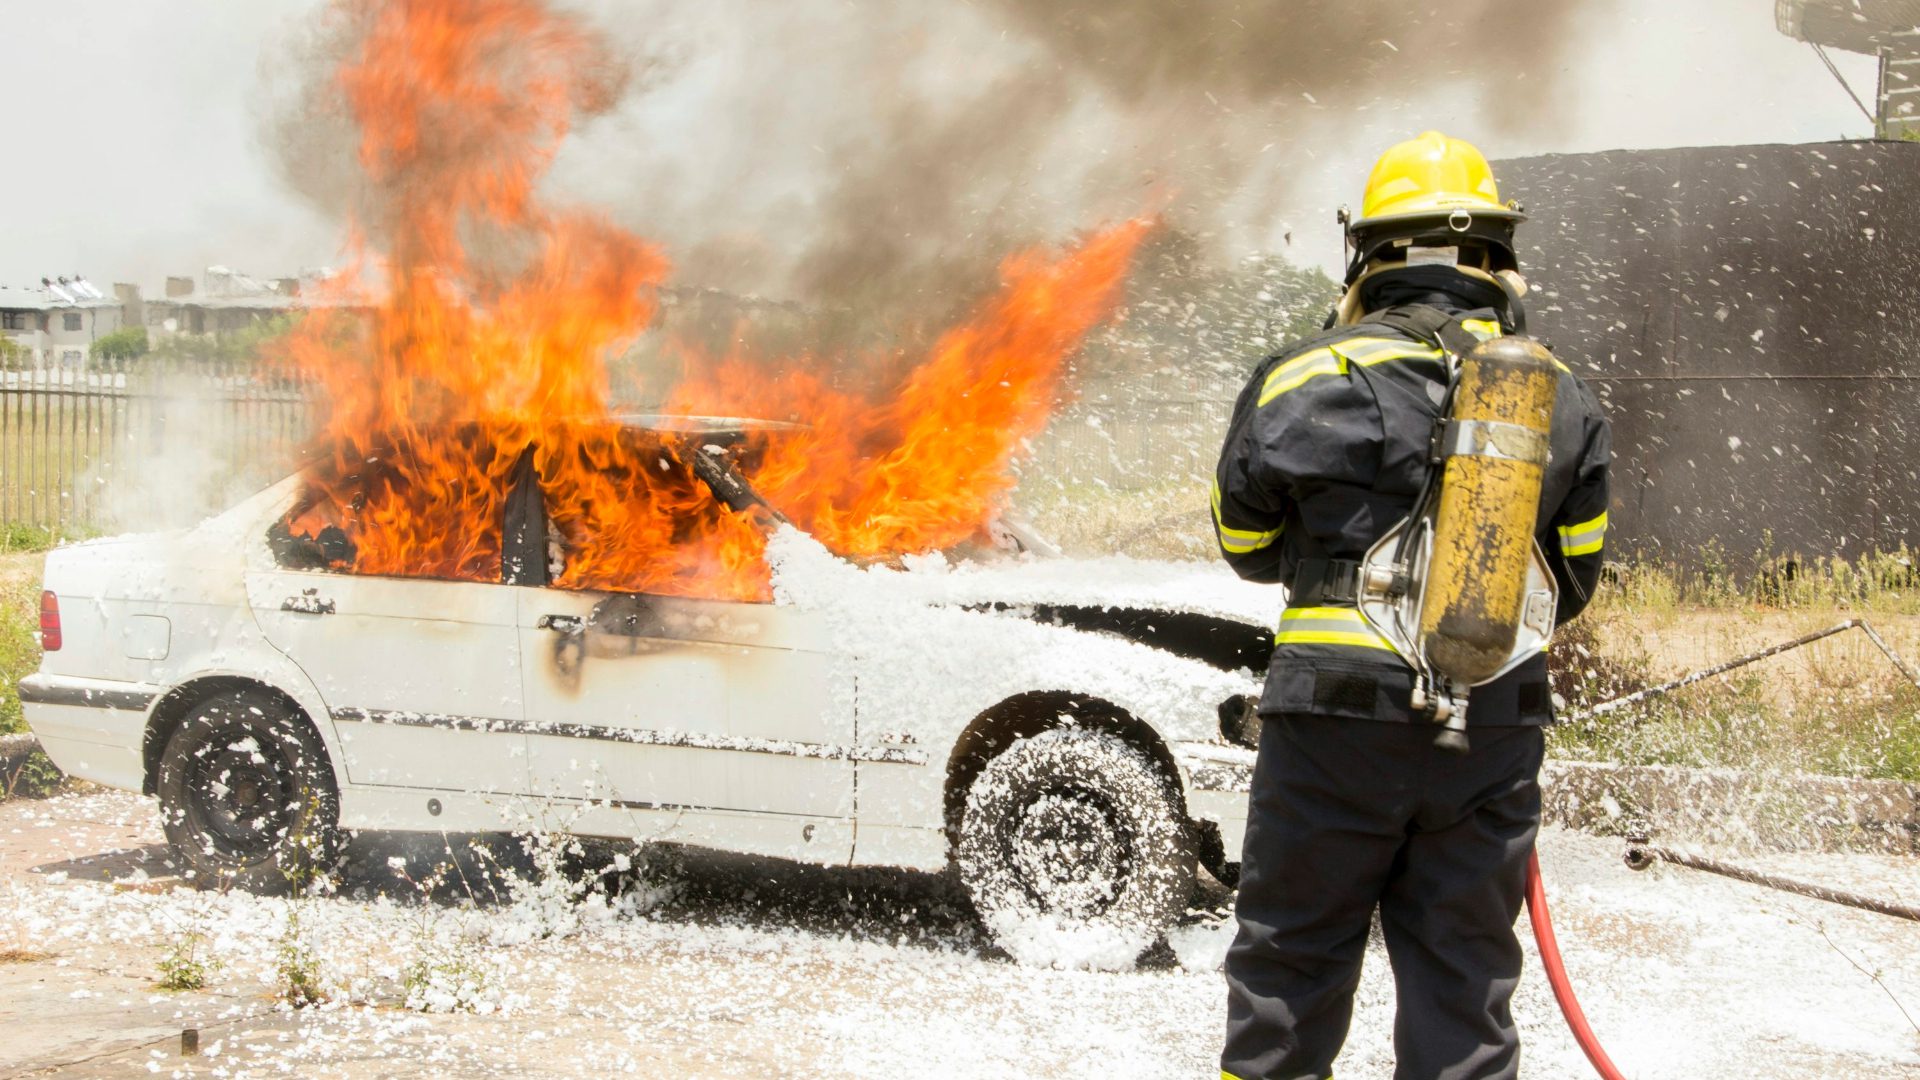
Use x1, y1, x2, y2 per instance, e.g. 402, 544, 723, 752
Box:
1548, 548, 1920, 783
151, 313, 298, 366
1599, 539, 1920, 617
0, 559, 41, 737
0, 338, 25, 371
1549, 651, 1920, 784
88, 326, 149, 364
275, 907, 327, 1008
1, 550, 63, 797
0, 524, 57, 554
156, 930, 215, 992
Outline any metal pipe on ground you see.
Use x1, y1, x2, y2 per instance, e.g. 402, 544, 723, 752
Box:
1624, 840, 1920, 923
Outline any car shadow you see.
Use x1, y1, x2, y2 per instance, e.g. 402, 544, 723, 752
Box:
31, 843, 180, 885
332, 830, 995, 954
33, 830, 1227, 969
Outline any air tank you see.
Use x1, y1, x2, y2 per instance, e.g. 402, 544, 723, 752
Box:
1419, 336, 1559, 684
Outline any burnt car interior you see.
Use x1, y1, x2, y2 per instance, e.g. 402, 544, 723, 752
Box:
267, 418, 790, 585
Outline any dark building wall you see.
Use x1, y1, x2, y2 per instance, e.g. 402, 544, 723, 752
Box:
1496, 140, 1920, 567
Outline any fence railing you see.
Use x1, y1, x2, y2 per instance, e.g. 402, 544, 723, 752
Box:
0, 359, 315, 535
0, 359, 1236, 535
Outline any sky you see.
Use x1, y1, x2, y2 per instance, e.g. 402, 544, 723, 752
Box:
0, 0, 1887, 295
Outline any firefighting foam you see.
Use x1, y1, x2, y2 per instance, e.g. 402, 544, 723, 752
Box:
277, 0, 1147, 600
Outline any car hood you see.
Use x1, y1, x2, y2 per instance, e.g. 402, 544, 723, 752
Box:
770, 529, 1281, 627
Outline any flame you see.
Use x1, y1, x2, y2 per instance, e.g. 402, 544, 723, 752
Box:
283, 0, 1145, 601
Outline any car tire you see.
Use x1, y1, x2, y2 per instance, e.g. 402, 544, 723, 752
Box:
156, 691, 340, 893
958, 728, 1195, 966
1194, 820, 1242, 890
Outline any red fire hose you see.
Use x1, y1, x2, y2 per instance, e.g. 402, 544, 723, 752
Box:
1525, 849, 1628, 1080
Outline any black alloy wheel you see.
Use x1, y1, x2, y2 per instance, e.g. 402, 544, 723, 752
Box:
156, 691, 340, 893
958, 728, 1195, 962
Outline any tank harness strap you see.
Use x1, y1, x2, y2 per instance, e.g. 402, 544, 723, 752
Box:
1290, 557, 1367, 607
1358, 303, 1484, 359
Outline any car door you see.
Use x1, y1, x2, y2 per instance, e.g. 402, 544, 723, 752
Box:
245, 567, 530, 796
518, 587, 853, 821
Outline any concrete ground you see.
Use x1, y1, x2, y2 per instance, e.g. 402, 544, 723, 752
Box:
1, 787, 1917, 1079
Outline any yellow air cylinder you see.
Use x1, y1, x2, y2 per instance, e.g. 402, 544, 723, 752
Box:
1418, 336, 1560, 685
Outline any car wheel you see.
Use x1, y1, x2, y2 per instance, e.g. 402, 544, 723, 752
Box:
156, 691, 340, 893
958, 728, 1195, 966
1194, 820, 1242, 890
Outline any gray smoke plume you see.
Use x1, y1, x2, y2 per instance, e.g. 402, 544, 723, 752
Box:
268, 0, 1604, 336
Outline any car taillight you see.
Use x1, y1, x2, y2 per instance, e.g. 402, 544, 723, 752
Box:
39, 591, 60, 651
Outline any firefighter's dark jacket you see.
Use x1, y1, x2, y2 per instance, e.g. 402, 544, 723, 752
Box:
1213, 300, 1611, 726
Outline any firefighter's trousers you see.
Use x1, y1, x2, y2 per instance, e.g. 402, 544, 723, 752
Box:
1221, 714, 1545, 1080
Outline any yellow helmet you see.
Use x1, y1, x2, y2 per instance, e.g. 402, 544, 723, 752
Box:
1358, 131, 1510, 223
1342, 130, 1525, 285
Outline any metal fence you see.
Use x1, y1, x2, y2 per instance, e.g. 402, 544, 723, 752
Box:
0, 359, 314, 535
0, 357, 1233, 536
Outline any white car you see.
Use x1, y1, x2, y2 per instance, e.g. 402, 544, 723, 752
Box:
20, 419, 1268, 954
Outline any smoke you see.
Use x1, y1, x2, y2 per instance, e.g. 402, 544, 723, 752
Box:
268, 0, 1604, 333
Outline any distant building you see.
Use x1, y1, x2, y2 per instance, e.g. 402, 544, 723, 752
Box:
143, 265, 337, 339
0, 276, 126, 369
1776, 0, 1920, 137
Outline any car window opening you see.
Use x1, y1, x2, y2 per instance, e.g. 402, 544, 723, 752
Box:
266, 422, 789, 602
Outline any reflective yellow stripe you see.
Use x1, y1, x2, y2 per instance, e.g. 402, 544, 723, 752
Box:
1257, 337, 1443, 407
1211, 480, 1282, 555
1277, 630, 1397, 649
1332, 336, 1440, 362
1274, 606, 1397, 652
1557, 510, 1607, 557
1258, 347, 1341, 405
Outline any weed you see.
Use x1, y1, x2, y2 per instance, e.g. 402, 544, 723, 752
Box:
391, 855, 494, 1013
0, 524, 56, 554
275, 906, 326, 1008
156, 930, 215, 991
400, 943, 491, 1014
2, 748, 63, 799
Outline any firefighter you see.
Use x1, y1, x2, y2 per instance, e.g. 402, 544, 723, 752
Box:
1213, 131, 1611, 1080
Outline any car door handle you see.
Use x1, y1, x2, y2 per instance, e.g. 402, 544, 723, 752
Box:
538, 614, 584, 633
281, 589, 336, 615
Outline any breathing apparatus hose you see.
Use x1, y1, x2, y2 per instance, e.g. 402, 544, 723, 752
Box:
1525, 849, 1628, 1080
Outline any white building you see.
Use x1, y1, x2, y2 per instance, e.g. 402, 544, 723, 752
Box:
0, 276, 127, 369
143, 265, 339, 340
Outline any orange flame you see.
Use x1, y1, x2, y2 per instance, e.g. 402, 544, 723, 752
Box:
283, 0, 1145, 600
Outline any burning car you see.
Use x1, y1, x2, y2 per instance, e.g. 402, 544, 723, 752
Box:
20, 418, 1269, 958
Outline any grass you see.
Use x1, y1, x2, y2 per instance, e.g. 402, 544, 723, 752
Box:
1548, 555, 1920, 783
0, 523, 58, 554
